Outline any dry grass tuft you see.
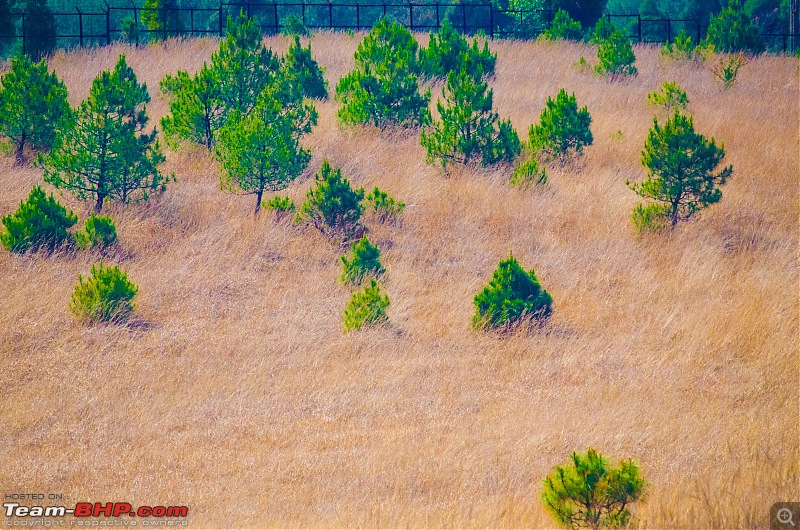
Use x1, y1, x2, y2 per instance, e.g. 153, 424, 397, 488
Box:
1, 35, 797, 528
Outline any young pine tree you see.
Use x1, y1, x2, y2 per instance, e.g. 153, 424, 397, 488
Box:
704, 0, 765, 54
628, 111, 733, 227
421, 65, 520, 169
335, 19, 430, 128
160, 65, 224, 151
343, 279, 390, 332
284, 35, 328, 100
595, 29, 637, 80
215, 69, 318, 214
142, 0, 180, 40
42, 55, 169, 212
0, 54, 71, 166
472, 253, 552, 330
418, 20, 496, 80
340, 235, 384, 284
1, 185, 77, 253
542, 449, 647, 530
75, 213, 118, 250
528, 88, 592, 163
541, 9, 583, 41
298, 160, 364, 239
646, 81, 689, 113
69, 262, 138, 324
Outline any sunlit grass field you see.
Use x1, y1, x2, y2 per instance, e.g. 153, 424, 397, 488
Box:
1, 34, 797, 528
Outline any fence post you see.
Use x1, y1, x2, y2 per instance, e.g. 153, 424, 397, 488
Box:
489, 3, 493, 38
409, 3, 413, 31
696, 19, 700, 42
462, 1, 466, 32
302, 2, 305, 27
189, 4, 194, 37
20, 9, 25, 54
76, 7, 83, 47
666, 16, 670, 42
218, 3, 223, 36
328, 1, 332, 29
105, 3, 111, 45
356, 4, 359, 30
637, 13, 641, 42
273, 2, 278, 33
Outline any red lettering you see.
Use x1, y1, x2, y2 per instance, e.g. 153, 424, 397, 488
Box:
93, 503, 113, 517
112, 503, 132, 517
74, 503, 92, 517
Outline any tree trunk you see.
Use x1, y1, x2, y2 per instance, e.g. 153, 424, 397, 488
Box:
254, 189, 263, 215
94, 194, 105, 213
13, 134, 26, 167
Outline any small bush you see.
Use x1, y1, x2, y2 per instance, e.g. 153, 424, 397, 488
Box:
1, 185, 77, 253
343, 279, 389, 332
713, 53, 747, 89
69, 262, 138, 324
542, 448, 647, 529
262, 195, 295, 221
282, 14, 309, 37
75, 213, 118, 249
589, 16, 615, 45
595, 29, 637, 80
473, 253, 552, 330
510, 158, 547, 187
529, 88, 592, 163
284, 35, 328, 99
365, 186, 405, 223
647, 81, 689, 112
419, 20, 496, 80
121, 17, 139, 44
631, 202, 669, 233
340, 235, 384, 284
659, 30, 694, 60
298, 159, 364, 239
541, 9, 583, 41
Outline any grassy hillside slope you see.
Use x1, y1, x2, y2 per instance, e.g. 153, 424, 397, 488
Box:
1, 35, 798, 527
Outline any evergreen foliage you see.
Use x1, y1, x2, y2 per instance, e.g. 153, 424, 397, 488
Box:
298, 160, 365, 238
69, 262, 138, 324
75, 213, 117, 249
0, 0, 15, 56
284, 35, 328, 99
0, 185, 77, 253
281, 15, 309, 36
628, 111, 732, 226
142, 0, 180, 39
659, 30, 695, 60
340, 235, 384, 284
472, 253, 552, 330
529, 88, 592, 163
510, 157, 548, 187
713, 53, 747, 88
262, 195, 295, 220
595, 29, 637, 79
646, 81, 689, 112
542, 449, 647, 530
364, 186, 405, 223
335, 19, 430, 128
0, 54, 71, 166
589, 15, 615, 44
22, 0, 56, 60
343, 279, 389, 332
421, 66, 521, 168
704, 0, 765, 53
42, 55, 169, 212
160, 65, 223, 151
630, 202, 670, 233
215, 68, 317, 214
542, 9, 583, 41
419, 20, 496, 80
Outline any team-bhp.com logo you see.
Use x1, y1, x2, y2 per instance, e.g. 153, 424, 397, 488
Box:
4, 501, 189, 526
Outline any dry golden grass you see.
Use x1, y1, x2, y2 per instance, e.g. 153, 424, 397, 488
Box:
0, 34, 797, 528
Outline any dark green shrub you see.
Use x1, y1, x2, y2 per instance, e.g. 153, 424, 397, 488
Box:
510, 158, 547, 187
646, 81, 689, 112
262, 195, 295, 221
335, 19, 430, 128
472, 253, 552, 330
75, 213, 118, 249
419, 20, 496, 80
297, 160, 365, 238
69, 262, 138, 324
660, 30, 694, 60
529, 88, 592, 163
282, 15, 309, 37
704, 0, 765, 54
23, 0, 56, 60
121, 17, 140, 45
589, 15, 615, 45
340, 235, 384, 284
1, 185, 77, 253
595, 29, 637, 80
542, 449, 647, 529
284, 35, 328, 99
542, 9, 583, 41
364, 187, 405, 223
0, 53, 72, 166
343, 279, 389, 332
628, 111, 732, 227
422, 66, 520, 168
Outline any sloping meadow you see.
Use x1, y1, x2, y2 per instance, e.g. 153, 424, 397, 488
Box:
1, 33, 797, 527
